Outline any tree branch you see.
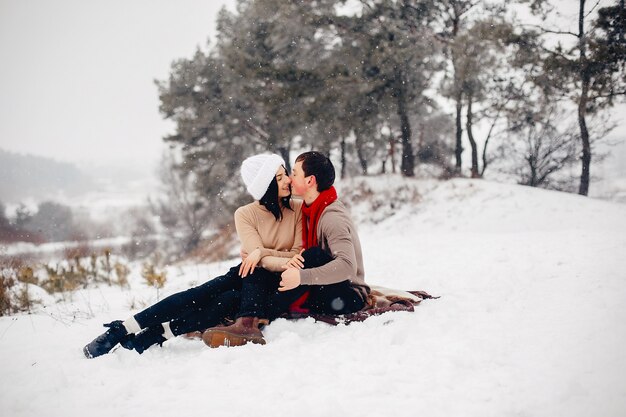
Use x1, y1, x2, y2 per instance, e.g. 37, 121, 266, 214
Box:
538, 44, 574, 61
584, 0, 602, 19
590, 90, 626, 100
358, 0, 375, 13
522, 23, 578, 37
244, 119, 270, 140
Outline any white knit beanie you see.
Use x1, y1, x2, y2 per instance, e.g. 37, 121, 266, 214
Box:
240, 153, 286, 200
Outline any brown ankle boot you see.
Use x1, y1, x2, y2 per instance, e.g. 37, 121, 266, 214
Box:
202, 317, 268, 348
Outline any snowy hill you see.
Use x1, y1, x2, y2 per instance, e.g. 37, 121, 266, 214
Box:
1, 178, 625, 417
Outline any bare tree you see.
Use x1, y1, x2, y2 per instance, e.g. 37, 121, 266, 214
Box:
152, 151, 217, 255
527, 0, 626, 195
517, 109, 579, 189
508, 102, 613, 190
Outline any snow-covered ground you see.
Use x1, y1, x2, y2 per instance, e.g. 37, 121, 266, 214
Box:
1, 178, 625, 417
2, 236, 133, 257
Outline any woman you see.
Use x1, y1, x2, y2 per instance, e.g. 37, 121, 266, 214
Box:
83, 153, 302, 358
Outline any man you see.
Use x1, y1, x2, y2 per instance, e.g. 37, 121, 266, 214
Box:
203, 151, 369, 347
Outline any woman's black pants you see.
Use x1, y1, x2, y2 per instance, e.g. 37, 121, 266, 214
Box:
130, 247, 364, 335
132, 264, 278, 336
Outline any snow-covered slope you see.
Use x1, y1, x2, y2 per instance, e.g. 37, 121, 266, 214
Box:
1, 178, 625, 417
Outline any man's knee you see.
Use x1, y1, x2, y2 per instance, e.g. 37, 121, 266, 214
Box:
214, 289, 241, 309
302, 247, 333, 268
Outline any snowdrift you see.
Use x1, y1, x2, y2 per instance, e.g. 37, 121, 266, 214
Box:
1, 178, 625, 417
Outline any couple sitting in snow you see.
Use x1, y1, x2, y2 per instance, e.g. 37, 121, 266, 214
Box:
83, 151, 370, 357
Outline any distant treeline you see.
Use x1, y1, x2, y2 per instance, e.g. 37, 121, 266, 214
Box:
0, 149, 94, 202
157, 0, 624, 189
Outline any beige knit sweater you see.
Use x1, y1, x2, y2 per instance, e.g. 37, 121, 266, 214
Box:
234, 199, 303, 272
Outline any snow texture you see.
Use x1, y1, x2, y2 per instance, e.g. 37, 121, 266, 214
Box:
1, 178, 625, 417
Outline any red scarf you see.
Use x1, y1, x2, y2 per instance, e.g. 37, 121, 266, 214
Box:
301, 186, 338, 249
288, 186, 337, 314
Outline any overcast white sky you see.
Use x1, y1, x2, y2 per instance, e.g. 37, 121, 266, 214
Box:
0, 0, 235, 174
0, 0, 624, 181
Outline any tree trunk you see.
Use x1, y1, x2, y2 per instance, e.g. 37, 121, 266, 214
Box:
529, 156, 538, 186
578, 80, 591, 196
578, 90, 591, 195
466, 92, 480, 178
480, 109, 501, 177
354, 130, 368, 175
451, 12, 463, 175
454, 91, 464, 175
389, 136, 396, 174
577, 0, 591, 196
340, 137, 347, 179
185, 231, 201, 254
527, 127, 538, 187
395, 75, 415, 177
619, 0, 624, 44
278, 146, 291, 174
481, 134, 490, 177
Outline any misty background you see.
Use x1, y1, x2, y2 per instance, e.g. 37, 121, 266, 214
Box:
1, 0, 625, 258
0, 0, 236, 205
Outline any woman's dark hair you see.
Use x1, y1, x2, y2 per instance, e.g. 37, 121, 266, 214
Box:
259, 169, 292, 221
295, 151, 335, 191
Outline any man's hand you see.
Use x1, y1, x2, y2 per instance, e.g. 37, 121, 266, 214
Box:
239, 248, 261, 278
279, 267, 301, 291
284, 249, 305, 270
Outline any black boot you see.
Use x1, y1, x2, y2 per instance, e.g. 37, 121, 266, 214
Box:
83, 320, 129, 359
120, 325, 167, 354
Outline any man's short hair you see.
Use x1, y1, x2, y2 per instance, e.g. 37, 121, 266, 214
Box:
296, 151, 335, 192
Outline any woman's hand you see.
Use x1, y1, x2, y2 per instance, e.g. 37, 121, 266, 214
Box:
239, 248, 261, 278
284, 249, 305, 270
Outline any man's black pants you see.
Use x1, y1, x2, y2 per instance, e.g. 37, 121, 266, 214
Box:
264, 247, 365, 321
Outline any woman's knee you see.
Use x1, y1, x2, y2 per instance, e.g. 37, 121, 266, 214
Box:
215, 289, 240, 303
212, 290, 241, 314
